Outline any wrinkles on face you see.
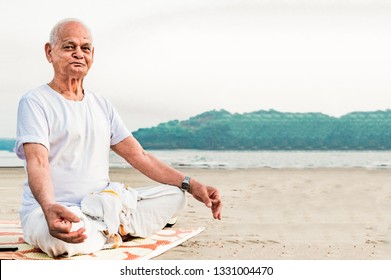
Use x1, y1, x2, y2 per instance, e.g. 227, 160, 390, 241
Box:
48, 23, 94, 79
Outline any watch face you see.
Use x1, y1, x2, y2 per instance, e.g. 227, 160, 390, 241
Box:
181, 182, 190, 190
181, 176, 191, 192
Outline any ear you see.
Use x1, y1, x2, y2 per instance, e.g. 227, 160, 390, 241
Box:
91, 46, 95, 62
44, 43, 53, 63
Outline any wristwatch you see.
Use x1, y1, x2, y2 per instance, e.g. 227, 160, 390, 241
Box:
181, 176, 191, 193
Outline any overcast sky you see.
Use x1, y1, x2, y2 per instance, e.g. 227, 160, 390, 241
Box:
1, 0, 391, 137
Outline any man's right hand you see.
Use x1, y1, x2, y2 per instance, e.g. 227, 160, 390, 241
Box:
43, 204, 87, 243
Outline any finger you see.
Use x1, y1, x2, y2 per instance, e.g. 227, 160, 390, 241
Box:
52, 228, 87, 244
60, 234, 86, 244
212, 209, 221, 220
50, 219, 72, 234
211, 199, 222, 220
73, 227, 86, 235
70, 228, 87, 243
60, 210, 81, 223
210, 192, 221, 200
213, 209, 222, 220
49, 204, 81, 223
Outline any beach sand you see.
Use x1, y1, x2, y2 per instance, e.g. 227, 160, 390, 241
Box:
1, 167, 390, 260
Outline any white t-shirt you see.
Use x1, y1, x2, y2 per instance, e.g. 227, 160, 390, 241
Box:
15, 84, 132, 224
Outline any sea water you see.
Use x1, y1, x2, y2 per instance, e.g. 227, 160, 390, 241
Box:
2, 149, 391, 169
110, 150, 391, 169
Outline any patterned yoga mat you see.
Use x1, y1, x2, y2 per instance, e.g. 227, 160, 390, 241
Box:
0, 220, 204, 260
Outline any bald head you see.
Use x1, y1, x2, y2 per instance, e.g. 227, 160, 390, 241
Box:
49, 18, 92, 46
45, 18, 94, 81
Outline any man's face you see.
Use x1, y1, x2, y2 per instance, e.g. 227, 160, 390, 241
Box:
46, 22, 94, 79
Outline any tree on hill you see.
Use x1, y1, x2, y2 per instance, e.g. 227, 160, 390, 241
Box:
132, 109, 391, 150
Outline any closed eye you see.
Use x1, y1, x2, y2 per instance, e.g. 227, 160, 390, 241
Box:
63, 45, 74, 50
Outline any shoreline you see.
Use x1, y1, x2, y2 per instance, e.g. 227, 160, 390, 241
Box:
1, 167, 390, 259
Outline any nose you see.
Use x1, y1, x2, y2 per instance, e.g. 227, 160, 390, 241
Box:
72, 47, 84, 59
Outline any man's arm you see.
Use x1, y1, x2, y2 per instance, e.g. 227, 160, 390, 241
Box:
111, 136, 222, 220
23, 143, 87, 243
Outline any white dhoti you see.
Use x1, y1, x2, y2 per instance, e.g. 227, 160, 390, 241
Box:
22, 184, 187, 257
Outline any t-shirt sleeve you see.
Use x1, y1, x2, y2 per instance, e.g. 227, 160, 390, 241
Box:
107, 101, 132, 146
15, 97, 50, 159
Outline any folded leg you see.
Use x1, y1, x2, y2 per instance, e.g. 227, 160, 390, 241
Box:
124, 185, 187, 237
22, 206, 106, 257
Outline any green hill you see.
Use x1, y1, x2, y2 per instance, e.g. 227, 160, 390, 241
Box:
132, 109, 391, 150
3, 109, 391, 151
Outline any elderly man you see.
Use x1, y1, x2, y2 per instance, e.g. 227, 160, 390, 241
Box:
15, 18, 222, 257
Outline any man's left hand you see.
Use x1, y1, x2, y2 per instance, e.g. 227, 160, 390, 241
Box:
190, 183, 222, 220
